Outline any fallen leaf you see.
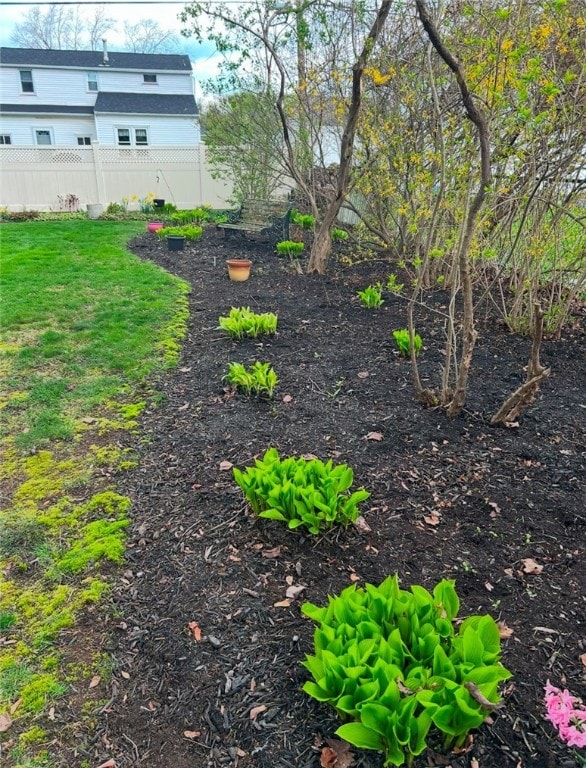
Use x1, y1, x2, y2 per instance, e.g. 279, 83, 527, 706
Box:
503, 568, 514, 577
349, 572, 360, 582
0, 713, 12, 732
580, 652, 586, 667
485, 581, 494, 592
285, 584, 306, 600
365, 431, 383, 441
423, 513, 441, 526
273, 599, 291, 608
9, 699, 21, 715
177, 402, 189, 411
183, 730, 201, 739
465, 681, 504, 710
323, 738, 354, 768
120, 670, 130, 680
497, 621, 514, 639
89, 675, 101, 689
354, 515, 371, 533
282, 394, 293, 403
301, 453, 318, 461
249, 704, 267, 719
320, 747, 337, 768
521, 558, 543, 574
262, 546, 281, 558
188, 621, 202, 641
47, 705, 55, 720
487, 500, 501, 517
179, 367, 192, 373
96, 760, 116, 768
357, 371, 369, 379
219, 460, 233, 471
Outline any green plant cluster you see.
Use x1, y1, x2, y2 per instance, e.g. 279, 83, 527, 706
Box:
218, 307, 278, 339
169, 206, 216, 224
393, 329, 422, 357
358, 283, 384, 309
276, 240, 305, 258
302, 576, 512, 766
99, 211, 150, 221
233, 448, 370, 534
331, 227, 349, 243
291, 210, 315, 229
0, 210, 41, 222
226, 361, 278, 397
156, 225, 203, 241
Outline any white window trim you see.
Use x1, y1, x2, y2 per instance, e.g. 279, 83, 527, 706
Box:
143, 73, 158, 85
33, 127, 54, 145
0, 134, 12, 145
77, 136, 93, 146
20, 70, 35, 94
115, 126, 149, 147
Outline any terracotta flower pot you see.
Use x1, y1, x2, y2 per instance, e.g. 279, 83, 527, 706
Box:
227, 259, 252, 282
147, 221, 164, 233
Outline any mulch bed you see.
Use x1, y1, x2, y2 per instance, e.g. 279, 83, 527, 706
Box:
84, 228, 584, 768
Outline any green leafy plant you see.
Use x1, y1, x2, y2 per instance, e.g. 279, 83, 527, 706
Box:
393, 329, 422, 357
386, 273, 404, 293
156, 225, 203, 241
170, 206, 214, 224
226, 361, 278, 397
291, 210, 315, 229
233, 448, 370, 534
302, 575, 512, 766
331, 227, 349, 243
276, 240, 305, 258
218, 307, 277, 339
358, 283, 384, 309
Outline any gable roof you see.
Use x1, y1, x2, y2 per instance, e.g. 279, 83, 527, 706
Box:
0, 47, 192, 72
94, 92, 198, 116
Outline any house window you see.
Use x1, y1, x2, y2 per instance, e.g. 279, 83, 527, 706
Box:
20, 70, 34, 93
77, 136, 92, 145
87, 72, 98, 92
0, 135, 11, 145
35, 129, 53, 145
135, 128, 148, 146
117, 128, 131, 146
143, 73, 158, 84
116, 127, 149, 146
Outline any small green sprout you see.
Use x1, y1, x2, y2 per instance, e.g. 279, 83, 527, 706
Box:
393, 328, 422, 357
357, 283, 384, 309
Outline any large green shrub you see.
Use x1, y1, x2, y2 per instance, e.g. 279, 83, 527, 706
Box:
302, 575, 511, 766
233, 448, 369, 534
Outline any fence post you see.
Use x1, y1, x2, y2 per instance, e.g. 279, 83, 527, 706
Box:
91, 141, 107, 205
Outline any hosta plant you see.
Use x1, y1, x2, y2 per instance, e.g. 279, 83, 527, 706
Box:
302, 576, 512, 767
291, 210, 315, 229
156, 225, 203, 241
218, 307, 278, 339
331, 227, 349, 243
233, 448, 370, 534
358, 283, 384, 309
393, 329, 422, 357
226, 361, 278, 397
276, 240, 305, 258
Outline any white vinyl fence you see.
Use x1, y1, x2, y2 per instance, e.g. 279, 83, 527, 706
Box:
0, 143, 233, 211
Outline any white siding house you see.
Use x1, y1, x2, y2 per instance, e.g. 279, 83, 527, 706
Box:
0, 46, 200, 147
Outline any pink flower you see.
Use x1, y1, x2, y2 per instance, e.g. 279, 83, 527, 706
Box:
544, 681, 586, 750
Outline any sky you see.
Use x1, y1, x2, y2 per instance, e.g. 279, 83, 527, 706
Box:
0, 1, 224, 92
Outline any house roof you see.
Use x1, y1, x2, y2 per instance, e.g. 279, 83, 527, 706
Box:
0, 47, 192, 72
0, 103, 94, 115
94, 92, 198, 116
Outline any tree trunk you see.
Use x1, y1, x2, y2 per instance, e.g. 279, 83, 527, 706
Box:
306, 0, 392, 274
416, 0, 492, 418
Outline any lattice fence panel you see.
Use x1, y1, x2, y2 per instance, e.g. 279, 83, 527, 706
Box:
0, 147, 94, 164
99, 147, 201, 165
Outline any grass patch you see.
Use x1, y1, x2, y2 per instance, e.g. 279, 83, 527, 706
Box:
0, 221, 190, 762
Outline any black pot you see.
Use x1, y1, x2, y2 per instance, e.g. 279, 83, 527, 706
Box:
167, 235, 186, 251
153, 199, 165, 208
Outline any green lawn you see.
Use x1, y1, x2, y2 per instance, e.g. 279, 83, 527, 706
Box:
0, 221, 189, 765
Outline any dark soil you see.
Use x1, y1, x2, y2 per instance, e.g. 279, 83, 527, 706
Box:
89, 229, 585, 768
